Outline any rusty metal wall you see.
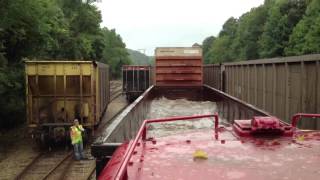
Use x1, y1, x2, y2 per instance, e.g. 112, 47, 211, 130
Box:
155, 47, 203, 87
204, 54, 320, 129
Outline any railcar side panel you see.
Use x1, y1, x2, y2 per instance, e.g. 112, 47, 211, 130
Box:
155, 47, 203, 87
25, 61, 109, 144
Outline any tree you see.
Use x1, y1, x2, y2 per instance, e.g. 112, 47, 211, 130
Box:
203, 17, 238, 63
209, 36, 234, 63
259, 0, 308, 58
1, 0, 51, 62
285, 0, 320, 55
100, 28, 131, 77
231, 6, 268, 61
219, 17, 238, 37
202, 0, 319, 63
202, 36, 215, 64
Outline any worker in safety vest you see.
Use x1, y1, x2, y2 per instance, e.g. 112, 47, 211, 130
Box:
70, 119, 86, 160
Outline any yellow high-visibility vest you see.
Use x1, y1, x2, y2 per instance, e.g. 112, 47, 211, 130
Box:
70, 125, 84, 144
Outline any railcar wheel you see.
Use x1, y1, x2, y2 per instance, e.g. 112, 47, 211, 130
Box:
37, 132, 48, 150
82, 129, 92, 145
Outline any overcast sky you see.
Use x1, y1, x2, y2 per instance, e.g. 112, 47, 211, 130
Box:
95, 0, 264, 55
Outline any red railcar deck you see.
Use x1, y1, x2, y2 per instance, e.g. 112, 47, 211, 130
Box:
99, 114, 320, 180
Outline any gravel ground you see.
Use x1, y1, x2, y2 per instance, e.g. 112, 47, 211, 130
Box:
0, 125, 40, 180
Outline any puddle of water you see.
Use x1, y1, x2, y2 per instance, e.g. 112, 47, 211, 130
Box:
147, 97, 221, 137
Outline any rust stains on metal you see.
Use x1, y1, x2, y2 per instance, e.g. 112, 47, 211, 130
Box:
155, 47, 203, 87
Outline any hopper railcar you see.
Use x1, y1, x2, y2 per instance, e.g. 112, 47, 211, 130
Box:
25, 60, 110, 146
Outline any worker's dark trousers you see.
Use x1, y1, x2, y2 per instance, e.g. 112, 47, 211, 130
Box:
73, 142, 85, 160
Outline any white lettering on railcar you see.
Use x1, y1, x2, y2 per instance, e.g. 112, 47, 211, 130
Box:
184, 50, 199, 54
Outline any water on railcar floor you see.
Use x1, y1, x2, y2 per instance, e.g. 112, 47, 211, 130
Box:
147, 97, 224, 137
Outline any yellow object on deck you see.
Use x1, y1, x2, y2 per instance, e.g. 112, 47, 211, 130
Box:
193, 149, 208, 160
296, 135, 305, 141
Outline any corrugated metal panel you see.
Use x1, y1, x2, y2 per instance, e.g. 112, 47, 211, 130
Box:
155, 47, 203, 87
203, 54, 320, 129
203, 65, 221, 90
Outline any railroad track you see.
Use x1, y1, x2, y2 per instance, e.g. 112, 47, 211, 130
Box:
110, 80, 123, 101
110, 80, 122, 92
44, 148, 95, 180
15, 148, 96, 180
15, 150, 73, 180
110, 89, 123, 101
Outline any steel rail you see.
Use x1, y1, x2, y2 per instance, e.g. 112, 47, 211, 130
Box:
15, 151, 72, 180
14, 152, 45, 180
110, 91, 122, 102
87, 165, 96, 180
41, 151, 73, 180
54, 155, 74, 180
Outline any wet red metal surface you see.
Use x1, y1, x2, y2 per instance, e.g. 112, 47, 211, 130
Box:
125, 130, 320, 180
99, 142, 130, 180
99, 114, 320, 180
233, 117, 293, 137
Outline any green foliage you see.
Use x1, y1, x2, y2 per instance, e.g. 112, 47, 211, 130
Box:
202, 0, 317, 63
219, 17, 238, 37
232, 6, 268, 60
0, 0, 130, 128
259, 0, 308, 58
209, 36, 233, 63
285, 0, 320, 55
202, 36, 216, 64
203, 17, 238, 64
99, 28, 131, 78
203, 6, 269, 63
0, 63, 25, 128
127, 49, 154, 65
